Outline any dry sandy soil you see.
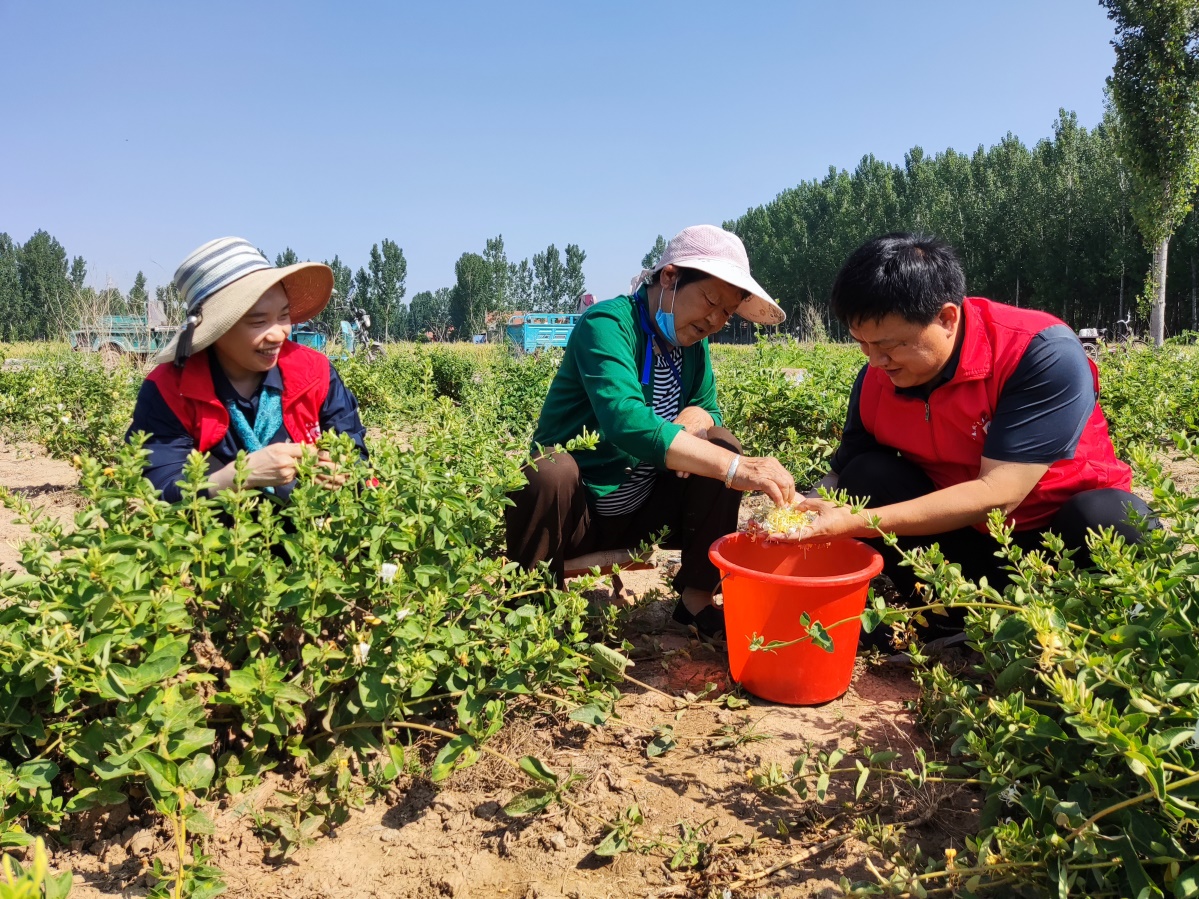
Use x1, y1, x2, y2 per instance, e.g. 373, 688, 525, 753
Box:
12, 445, 1194, 898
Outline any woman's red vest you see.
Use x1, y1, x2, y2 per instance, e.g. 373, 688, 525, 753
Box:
145, 342, 330, 452
857, 297, 1131, 531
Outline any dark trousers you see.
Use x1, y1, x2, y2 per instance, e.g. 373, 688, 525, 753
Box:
505, 428, 744, 593
838, 451, 1154, 637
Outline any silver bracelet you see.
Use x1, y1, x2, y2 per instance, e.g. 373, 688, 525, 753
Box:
724, 454, 741, 489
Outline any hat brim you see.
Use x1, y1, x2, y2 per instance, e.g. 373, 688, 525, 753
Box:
656, 256, 785, 325
152, 262, 333, 364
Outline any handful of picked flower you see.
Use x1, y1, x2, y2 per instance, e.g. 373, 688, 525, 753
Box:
743, 503, 818, 540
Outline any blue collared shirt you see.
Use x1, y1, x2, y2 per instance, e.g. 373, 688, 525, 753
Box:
127, 353, 368, 502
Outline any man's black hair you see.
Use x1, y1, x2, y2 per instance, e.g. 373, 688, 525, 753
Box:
829, 233, 966, 327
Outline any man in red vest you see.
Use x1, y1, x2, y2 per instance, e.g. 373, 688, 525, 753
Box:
797, 233, 1151, 640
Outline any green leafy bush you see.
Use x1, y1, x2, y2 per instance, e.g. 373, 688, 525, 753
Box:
0, 348, 141, 459
0, 404, 614, 889
896, 441, 1199, 897
0, 840, 71, 899
716, 341, 860, 487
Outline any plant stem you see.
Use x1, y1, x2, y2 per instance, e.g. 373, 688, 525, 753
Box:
1067, 770, 1199, 840
723, 833, 850, 890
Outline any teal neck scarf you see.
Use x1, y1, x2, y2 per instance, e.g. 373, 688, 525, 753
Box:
226, 384, 284, 453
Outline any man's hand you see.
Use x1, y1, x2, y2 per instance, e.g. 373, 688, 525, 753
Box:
774, 496, 869, 543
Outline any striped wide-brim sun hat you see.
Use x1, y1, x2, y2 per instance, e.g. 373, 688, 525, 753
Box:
153, 237, 334, 365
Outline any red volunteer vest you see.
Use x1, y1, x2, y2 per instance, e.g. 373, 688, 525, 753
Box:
858, 297, 1132, 531
146, 341, 330, 452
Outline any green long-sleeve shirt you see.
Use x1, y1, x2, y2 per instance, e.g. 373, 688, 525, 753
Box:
531, 292, 724, 500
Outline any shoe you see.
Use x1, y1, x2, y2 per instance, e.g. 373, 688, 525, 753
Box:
672, 598, 726, 639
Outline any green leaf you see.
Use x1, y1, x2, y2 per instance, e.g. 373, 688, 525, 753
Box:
1116, 835, 1157, 899
381, 744, 405, 781
1175, 862, 1199, 898
807, 621, 834, 653
568, 702, 611, 726
589, 643, 630, 678
854, 763, 869, 800
178, 754, 216, 791
594, 827, 631, 857
646, 729, 676, 758
502, 788, 556, 817
136, 752, 179, 800
430, 735, 477, 783
518, 756, 558, 786
994, 657, 1035, 693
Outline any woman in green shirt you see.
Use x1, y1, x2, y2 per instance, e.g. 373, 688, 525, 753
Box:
506, 225, 797, 637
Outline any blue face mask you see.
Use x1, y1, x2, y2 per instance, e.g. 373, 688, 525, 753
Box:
655, 282, 681, 346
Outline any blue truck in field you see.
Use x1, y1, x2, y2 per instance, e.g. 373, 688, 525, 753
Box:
504, 312, 582, 352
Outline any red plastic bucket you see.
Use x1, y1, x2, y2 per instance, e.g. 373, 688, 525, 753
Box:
709, 533, 884, 705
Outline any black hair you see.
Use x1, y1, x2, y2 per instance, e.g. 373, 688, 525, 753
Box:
829, 233, 965, 327
651, 266, 749, 300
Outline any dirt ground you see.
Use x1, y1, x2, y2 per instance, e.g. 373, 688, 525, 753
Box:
0, 441, 84, 571
10, 445, 1193, 898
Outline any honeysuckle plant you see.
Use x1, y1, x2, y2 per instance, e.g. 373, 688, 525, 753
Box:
742, 437, 1199, 898
0, 401, 614, 893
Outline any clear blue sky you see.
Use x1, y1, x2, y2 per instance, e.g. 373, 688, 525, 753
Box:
0, 1, 1118, 302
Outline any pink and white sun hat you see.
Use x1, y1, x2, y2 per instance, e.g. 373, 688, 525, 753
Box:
632, 225, 786, 325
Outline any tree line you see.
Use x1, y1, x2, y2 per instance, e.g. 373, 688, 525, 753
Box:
0, 233, 589, 342
8, 121, 1199, 344
728, 109, 1199, 342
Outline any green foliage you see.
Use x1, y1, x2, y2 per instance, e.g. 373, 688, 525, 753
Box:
0, 840, 71, 899
714, 341, 861, 487
0, 347, 142, 459
884, 445, 1199, 896
450, 252, 491, 339
1094, 345, 1199, 453
0, 414, 616, 876
1104, 0, 1199, 248
755, 440, 1199, 897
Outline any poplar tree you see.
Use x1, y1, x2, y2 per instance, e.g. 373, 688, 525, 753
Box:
1102, 0, 1199, 344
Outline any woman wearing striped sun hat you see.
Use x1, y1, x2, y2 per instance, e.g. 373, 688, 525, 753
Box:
505, 225, 797, 639
126, 237, 368, 502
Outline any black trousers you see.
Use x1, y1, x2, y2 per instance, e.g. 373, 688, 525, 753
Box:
505, 428, 744, 593
838, 451, 1153, 637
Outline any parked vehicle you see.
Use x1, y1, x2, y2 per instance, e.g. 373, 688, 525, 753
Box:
289, 321, 328, 352
338, 307, 383, 360
69, 300, 175, 360
1078, 314, 1148, 360
505, 312, 580, 353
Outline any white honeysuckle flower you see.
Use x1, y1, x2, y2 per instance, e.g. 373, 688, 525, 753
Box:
354, 641, 371, 665
395, 609, 411, 621
51, 665, 63, 684
1189, 720, 1199, 750
380, 562, 398, 584
999, 783, 1021, 806
1128, 603, 1146, 620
